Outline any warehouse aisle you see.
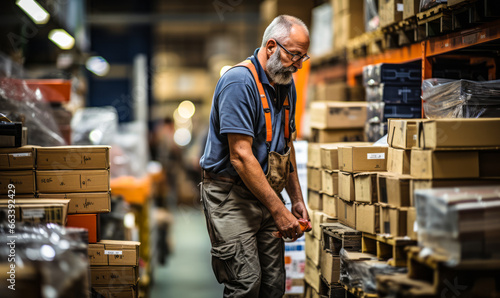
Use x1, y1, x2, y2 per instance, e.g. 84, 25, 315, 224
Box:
151, 206, 223, 298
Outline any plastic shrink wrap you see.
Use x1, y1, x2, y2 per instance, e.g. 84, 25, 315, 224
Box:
414, 186, 500, 265
0, 223, 90, 298
339, 248, 407, 294
422, 78, 500, 118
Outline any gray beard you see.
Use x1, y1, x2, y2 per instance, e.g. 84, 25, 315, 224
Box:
266, 50, 297, 85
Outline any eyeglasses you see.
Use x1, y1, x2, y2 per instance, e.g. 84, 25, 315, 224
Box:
275, 40, 310, 63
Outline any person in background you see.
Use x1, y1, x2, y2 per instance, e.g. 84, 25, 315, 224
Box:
199, 15, 311, 298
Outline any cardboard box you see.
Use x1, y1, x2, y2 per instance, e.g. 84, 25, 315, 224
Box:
88, 240, 140, 266
308, 190, 323, 211
307, 167, 322, 192
38, 192, 111, 214
380, 206, 407, 236
311, 128, 365, 143
310, 102, 368, 129
322, 194, 338, 218
0, 198, 69, 226
307, 143, 323, 168
0, 170, 35, 194
403, 0, 420, 19
304, 257, 321, 293
407, 207, 417, 240
356, 203, 380, 234
320, 250, 340, 285
354, 172, 378, 203
339, 146, 388, 172
67, 214, 101, 243
338, 198, 356, 229
313, 211, 336, 239
36, 169, 110, 193
379, 0, 404, 27
388, 147, 411, 175
338, 171, 355, 202
0, 146, 36, 170
92, 285, 136, 298
410, 149, 479, 179
320, 142, 373, 170
387, 119, 420, 149
305, 233, 321, 267
36, 146, 110, 170
90, 266, 139, 286
321, 170, 338, 196
418, 119, 500, 149
377, 173, 411, 207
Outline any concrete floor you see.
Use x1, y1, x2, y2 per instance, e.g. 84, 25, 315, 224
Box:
150, 206, 223, 298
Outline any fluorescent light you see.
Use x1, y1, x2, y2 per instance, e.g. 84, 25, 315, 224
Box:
16, 0, 50, 24
86, 56, 110, 76
177, 100, 196, 119
48, 29, 75, 50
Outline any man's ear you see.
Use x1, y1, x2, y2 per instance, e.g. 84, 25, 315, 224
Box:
265, 39, 278, 58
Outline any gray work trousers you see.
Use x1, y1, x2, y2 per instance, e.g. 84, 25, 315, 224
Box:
200, 178, 285, 298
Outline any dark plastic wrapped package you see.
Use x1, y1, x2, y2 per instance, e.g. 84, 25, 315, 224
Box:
420, 0, 447, 11
384, 104, 422, 121
366, 84, 422, 105
0, 55, 66, 146
0, 223, 90, 298
422, 78, 500, 118
339, 248, 407, 294
363, 63, 421, 86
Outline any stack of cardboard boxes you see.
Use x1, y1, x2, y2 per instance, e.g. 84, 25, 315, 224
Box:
331, 0, 365, 51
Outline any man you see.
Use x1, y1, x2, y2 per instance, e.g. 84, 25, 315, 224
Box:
200, 15, 310, 298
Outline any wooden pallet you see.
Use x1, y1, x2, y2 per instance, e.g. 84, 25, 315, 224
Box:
321, 223, 362, 255
382, 18, 419, 48
361, 233, 416, 267
346, 30, 385, 60
416, 4, 452, 39
406, 246, 500, 296
320, 278, 346, 298
376, 273, 436, 298
343, 284, 378, 298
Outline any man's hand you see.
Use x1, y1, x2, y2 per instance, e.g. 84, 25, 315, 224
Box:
292, 201, 311, 232
273, 206, 303, 241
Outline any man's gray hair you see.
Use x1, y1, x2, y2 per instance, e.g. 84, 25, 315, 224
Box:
261, 15, 309, 48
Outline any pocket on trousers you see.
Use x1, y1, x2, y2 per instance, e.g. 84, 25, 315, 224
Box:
210, 241, 250, 284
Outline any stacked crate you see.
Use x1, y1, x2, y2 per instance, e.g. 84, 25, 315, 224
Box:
363, 63, 422, 142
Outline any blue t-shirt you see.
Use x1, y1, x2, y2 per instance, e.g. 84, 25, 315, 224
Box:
200, 48, 297, 176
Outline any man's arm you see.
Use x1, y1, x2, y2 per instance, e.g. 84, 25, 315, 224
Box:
228, 133, 303, 240
285, 141, 310, 222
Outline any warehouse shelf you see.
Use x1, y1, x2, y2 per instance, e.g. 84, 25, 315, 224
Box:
346, 18, 500, 86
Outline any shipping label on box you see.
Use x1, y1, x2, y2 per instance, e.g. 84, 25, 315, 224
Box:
36, 146, 110, 170
388, 119, 420, 149
339, 146, 388, 172
320, 250, 340, 285
38, 192, 111, 214
338, 171, 355, 202
88, 240, 140, 266
378, 173, 412, 207
418, 119, 500, 150
36, 170, 110, 193
388, 147, 411, 175
410, 149, 479, 179
308, 189, 323, 211
0, 146, 36, 170
310, 102, 368, 129
0, 170, 35, 194
322, 194, 338, 218
90, 266, 139, 286
354, 172, 378, 203
355, 203, 379, 234
321, 170, 339, 197
380, 206, 408, 236
307, 167, 322, 192
338, 198, 356, 229
305, 233, 321, 267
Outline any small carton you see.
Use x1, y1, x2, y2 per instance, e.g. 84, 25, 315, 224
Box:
36, 169, 110, 193
387, 147, 411, 175
387, 119, 420, 149
377, 173, 412, 207
36, 146, 110, 170
322, 194, 338, 218
310, 102, 368, 129
380, 206, 408, 237
354, 172, 378, 203
320, 250, 340, 285
320, 142, 372, 170
88, 240, 140, 266
339, 146, 388, 173
0, 198, 69, 226
304, 257, 321, 293
38, 192, 111, 214
308, 190, 322, 211
311, 128, 365, 143
313, 211, 336, 240
338, 171, 355, 202
0, 146, 36, 170
355, 203, 380, 234
410, 149, 479, 179
338, 198, 356, 229
90, 266, 139, 286
321, 170, 339, 197
0, 170, 35, 194
305, 233, 321, 267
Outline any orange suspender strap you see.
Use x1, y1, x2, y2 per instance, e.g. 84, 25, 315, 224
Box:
235, 60, 291, 144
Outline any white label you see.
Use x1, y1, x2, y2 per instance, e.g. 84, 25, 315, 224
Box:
104, 250, 123, 255
413, 134, 417, 140
413, 221, 418, 232
397, 3, 404, 11
12, 153, 31, 157
23, 209, 45, 218
367, 153, 385, 160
